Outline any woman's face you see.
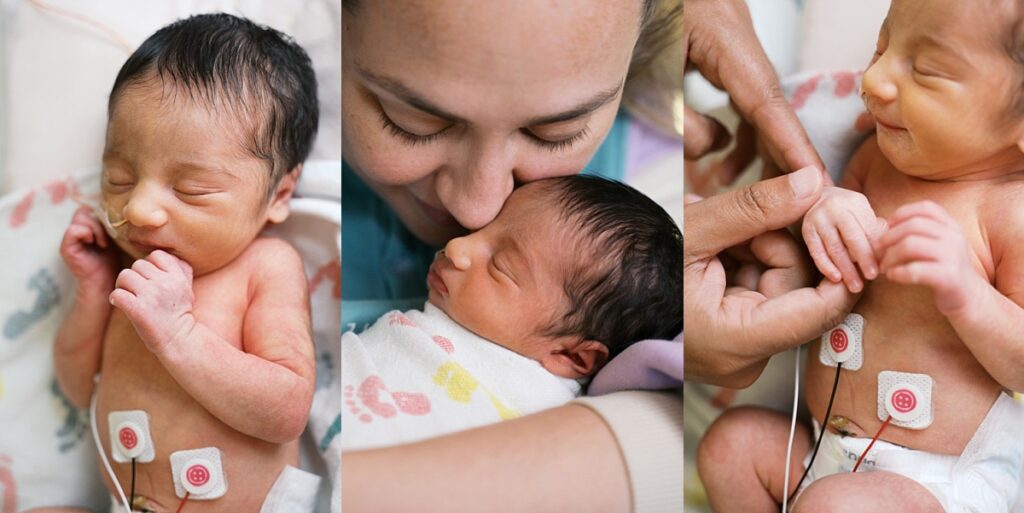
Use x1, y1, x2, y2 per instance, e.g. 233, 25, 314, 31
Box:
342, 0, 641, 246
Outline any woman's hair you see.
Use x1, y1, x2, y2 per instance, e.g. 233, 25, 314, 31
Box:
539, 175, 682, 358
342, 0, 682, 138
623, 0, 683, 139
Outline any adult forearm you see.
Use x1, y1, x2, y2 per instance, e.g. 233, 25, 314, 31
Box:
947, 282, 1024, 392
342, 404, 631, 513
53, 289, 112, 408
156, 321, 314, 443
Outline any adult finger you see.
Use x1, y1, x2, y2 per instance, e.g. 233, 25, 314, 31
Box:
740, 279, 857, 351
749, 229, 811, 297
713, 120, 757, 186
684, 106, 731, 160
685, 165, 824, 261
686, 0, 823, 173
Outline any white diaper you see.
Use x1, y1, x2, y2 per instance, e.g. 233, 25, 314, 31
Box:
108, 464, 320, 513
795, 393, 1024, 513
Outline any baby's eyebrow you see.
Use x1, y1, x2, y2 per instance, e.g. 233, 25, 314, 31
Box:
914, 35, 971, 66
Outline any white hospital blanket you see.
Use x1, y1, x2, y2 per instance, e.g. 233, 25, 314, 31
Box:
341, 303, 581, 450
0, 161, 341, 512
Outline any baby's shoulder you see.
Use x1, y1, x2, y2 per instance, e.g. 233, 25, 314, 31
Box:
235, 237, 305, 279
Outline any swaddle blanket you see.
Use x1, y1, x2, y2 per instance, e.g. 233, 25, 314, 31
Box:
341, 303, 582, 450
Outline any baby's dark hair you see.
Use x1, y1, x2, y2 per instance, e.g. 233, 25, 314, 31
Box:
540, 175, 682, 359
109, 13, 319, 191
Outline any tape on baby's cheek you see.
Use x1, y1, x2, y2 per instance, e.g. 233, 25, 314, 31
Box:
170, 447, 227, 500
95, 203, 127, 240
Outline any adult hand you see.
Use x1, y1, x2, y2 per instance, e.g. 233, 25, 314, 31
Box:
684, 166, 857, 388
683, 0, 825, 181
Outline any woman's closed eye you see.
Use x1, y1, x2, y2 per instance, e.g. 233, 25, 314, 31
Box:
522, 125, 590, 152
379, 110, 451, 146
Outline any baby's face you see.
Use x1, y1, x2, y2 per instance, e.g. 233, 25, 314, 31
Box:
101, 79, 291, 275
427, 183, 577, 360
863, 0, 1024, 178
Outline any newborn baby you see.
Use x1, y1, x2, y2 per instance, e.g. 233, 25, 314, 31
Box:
341, 175, 682, 450
47, 14, 320, 513
699, 1, 1024, 512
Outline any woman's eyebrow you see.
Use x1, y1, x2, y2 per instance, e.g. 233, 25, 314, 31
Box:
357, 65, 466, 124
524, 81, 624, 126
357, 64, 623, 126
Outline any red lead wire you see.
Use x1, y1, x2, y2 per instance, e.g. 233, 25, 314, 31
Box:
852, 416, 892, 473
174, 492, 191, 513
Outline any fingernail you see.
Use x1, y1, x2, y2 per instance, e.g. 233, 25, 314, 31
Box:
789, 166, 821, 199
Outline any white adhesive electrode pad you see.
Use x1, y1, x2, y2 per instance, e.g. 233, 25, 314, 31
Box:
170, 447, 227, 500
877, 371, 933, 429
819, 313, 864, 370
107, 410, 155, 463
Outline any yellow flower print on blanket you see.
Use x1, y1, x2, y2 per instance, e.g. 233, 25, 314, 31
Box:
432, 361, 520, 420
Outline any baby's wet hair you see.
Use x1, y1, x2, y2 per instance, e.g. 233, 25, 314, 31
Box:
539, 175, 682, 359
109, 13, 319, 192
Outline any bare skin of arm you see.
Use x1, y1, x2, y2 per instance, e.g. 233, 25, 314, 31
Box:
54, 206, 119, 408
54, 285, 112, 408
881, 199, 1024, 392
342, 404, 631, 513
112, 240, 316, 443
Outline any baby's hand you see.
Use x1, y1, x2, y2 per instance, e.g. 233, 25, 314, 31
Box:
59, 206, 119, 294
109, 250, 196, 353
880, 201, 981, 316
802, 187, 887, 293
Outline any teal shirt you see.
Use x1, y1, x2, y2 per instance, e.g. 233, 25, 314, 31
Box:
342, 111, 630, 329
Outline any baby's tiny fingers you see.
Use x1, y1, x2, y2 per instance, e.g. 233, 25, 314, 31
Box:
805, 229, 842, 282
837, 216, 878, 279
114, 268, 146, 293
822, 227, 862, 292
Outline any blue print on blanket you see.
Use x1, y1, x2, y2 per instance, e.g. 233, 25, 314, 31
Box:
3, 268, 60, 341
50, 379, 89, 453
316, 350, 334, 391
319, 414, 340, 453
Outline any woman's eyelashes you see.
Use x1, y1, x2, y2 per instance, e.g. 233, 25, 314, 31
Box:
379, 109, 589, 151
379, 110, 448, 146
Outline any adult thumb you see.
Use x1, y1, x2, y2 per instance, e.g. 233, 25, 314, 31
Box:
685, 165, 824, 260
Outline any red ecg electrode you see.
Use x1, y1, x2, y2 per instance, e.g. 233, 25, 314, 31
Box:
891, 389, 917, 413
830, 329, 848, 353
119, 427, 138, 450
186, 464, 210, 487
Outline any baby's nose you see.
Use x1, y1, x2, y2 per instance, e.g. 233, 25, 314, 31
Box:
443, 237, 473, 271
861, 60, 898, 104
123, 190, 168, 228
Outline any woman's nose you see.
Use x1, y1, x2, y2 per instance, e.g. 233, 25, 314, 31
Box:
123, 186, 168, 228
861, 54, 898, 104
439, 143, 515, 230
443, 236, 474, 271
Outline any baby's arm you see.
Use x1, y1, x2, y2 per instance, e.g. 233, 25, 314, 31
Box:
111, 240, 315, 443
54, 207, 119, 408
801, 139, 887, 292
880, 201, 1024, 392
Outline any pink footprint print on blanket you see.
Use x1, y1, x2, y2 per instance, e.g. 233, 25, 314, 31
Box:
344, 375, 430, 423
0, 454, 17, 513
432, 335, 454, 353
388, 312, 417, 327
9, 190, 34, 229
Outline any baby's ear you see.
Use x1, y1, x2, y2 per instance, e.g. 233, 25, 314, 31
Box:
539, 339, 609, 379
266, 165, 302, 224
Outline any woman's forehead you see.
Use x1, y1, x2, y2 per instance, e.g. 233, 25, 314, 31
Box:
347, 0, 639, 119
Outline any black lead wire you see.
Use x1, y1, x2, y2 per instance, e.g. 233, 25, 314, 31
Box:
787, 362, 842, 504
130, 457, 137, 512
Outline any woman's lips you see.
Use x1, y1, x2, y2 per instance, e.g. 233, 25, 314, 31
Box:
427, 263, 448, 295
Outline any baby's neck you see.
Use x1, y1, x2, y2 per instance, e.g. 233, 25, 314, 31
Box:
897, 148, 1024, 183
